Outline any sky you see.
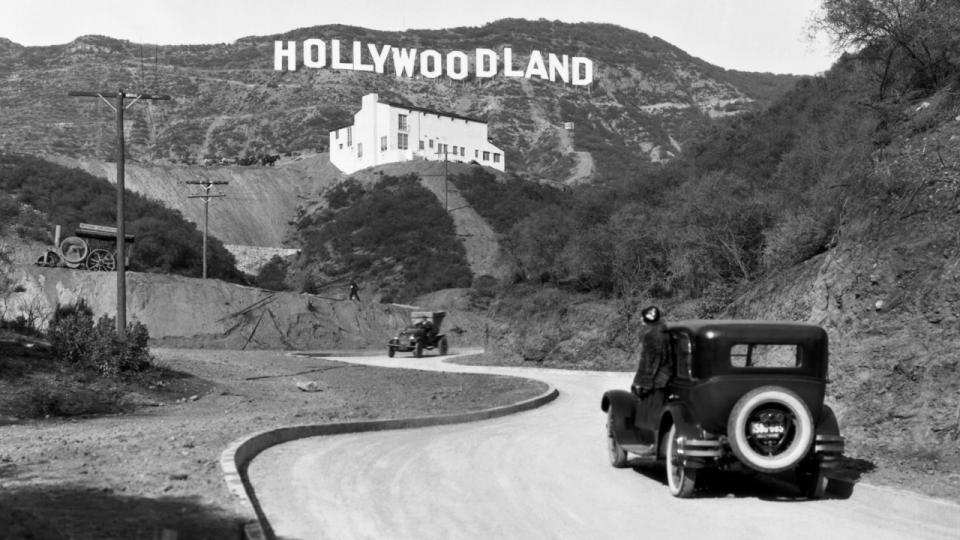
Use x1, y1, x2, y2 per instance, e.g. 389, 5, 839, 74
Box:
3, 0, 838, 75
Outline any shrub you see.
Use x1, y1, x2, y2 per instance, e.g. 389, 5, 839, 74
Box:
256, 255, 290, 291
17, 386, 124, 418
762, 211, 833, 270
48, 300, 153, 376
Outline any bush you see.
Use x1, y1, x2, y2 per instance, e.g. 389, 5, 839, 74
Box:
256, 255, 290, 291
48, 300, 153, 376
17, 386, 123, 418
762, 211, 833, 270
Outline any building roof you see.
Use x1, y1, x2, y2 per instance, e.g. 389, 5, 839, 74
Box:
384, 100, 485, 124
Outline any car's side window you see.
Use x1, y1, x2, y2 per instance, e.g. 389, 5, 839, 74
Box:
674, 332, 693, 379
730, 344, 802, 368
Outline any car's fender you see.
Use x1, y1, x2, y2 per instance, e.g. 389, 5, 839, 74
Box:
601, 389, 635, 415
601, 389, 639, 444
658, 401, 701, 451
816, 404, 840, 436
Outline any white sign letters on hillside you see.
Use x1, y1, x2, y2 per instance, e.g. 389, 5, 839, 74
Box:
274, 39, 594, 86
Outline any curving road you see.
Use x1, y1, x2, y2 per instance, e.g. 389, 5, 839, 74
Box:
246, 350, 960, 540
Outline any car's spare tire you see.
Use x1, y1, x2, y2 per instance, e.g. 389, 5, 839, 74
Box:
727, 385, 814, 473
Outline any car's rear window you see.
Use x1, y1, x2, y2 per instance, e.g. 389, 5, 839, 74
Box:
729, 343, 802, 368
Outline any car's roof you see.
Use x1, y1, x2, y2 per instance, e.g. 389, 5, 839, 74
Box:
666, 320, 826, 341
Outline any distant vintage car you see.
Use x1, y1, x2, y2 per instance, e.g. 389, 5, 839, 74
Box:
388, 310, 449, 358
601, 320, 844, 498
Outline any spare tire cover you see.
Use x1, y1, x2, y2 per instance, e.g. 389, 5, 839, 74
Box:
727, 385, 814, 473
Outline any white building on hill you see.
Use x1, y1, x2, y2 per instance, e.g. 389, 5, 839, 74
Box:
329, 93, 505, 174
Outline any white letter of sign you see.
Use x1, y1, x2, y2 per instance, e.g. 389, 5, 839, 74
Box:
331, 40, 352, 70
368, 43, 392, 73
502, 48, 524, 77
392, 48, 418, 77
548, 53, 569, 83
524, 50, 548, 80
352, 41, 374, 72
446, 51, 469, 80
303, 39, 326, 69
572, 57, 594, 86
274, 40, 297, 71
475, 49, 498, 78
420, 50, 442, 78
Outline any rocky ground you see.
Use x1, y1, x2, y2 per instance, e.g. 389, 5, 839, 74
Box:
0, 346, 546, 540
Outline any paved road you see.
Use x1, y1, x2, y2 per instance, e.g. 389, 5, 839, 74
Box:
247, 350, 960, 540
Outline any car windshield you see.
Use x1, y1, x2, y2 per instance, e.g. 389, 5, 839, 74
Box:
729, 343, 802, 368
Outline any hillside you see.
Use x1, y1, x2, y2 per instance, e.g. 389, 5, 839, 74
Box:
0, 20, 798, 185
44, 153, 340, 247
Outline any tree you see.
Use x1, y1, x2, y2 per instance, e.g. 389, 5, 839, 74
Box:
814, 0, 960, 94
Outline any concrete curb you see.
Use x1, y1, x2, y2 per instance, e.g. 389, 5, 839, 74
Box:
220, 383, 559, 540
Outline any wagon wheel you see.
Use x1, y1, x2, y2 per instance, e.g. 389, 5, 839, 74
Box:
85, 249, 116, 271
59, 236, 88, 267
35, 251, 61, 268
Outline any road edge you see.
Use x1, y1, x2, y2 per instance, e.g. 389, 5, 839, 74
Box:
220, 382, 559, 540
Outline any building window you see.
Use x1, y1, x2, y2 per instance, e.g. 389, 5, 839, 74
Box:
493, 153, 501, 163
460, 146, 465, 156
429, 139, 434, 148
398, 133, 408, 150
419, 140, 425, 150
335, 131, 339, 140
380, 136, 388, 151
358, 143, 362, 157
339, 143, 343, 150
483, 151, 490, 161
398, 114, 408, 132
443, 144, 449, 155
475, 149, 479, 158
347, 127, 352, 146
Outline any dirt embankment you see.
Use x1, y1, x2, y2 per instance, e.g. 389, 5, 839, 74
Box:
1, 265, 491, 350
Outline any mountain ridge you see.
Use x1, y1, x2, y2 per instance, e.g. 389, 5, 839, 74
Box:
0, 19, 800, 183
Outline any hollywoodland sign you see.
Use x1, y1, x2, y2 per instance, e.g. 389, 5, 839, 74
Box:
274, 39, 594, 85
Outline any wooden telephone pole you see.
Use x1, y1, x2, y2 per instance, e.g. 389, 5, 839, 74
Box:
186, 180, 227, 279
68, 89, 170, 339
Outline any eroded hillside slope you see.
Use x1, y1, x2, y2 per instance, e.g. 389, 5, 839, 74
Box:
46, 153, 341, 247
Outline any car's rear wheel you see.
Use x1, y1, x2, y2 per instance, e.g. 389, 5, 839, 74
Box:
728, 386, 814, 473
666, 424, 697, 497
606, 409, 629, 468
438, 336, 448, 355
414, 342, 423, 358
387, 346, 395, 358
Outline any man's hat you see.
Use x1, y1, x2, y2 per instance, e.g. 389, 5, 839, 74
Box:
641, 306, 661, 323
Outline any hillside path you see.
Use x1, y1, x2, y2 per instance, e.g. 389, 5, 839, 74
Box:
417, 169, 507, 279
520, 78, 593, 184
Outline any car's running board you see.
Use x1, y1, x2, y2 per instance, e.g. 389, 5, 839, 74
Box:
621, 443, 657, 459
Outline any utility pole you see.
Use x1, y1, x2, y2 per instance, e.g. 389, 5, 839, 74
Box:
186, 180, 227, 279
68, 89, 170, 339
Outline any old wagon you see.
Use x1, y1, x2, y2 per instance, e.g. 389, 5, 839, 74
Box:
35, 223, 135, 272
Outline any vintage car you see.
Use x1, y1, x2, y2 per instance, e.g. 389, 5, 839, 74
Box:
387, 311, 449, 358
601, 320, 844, 498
